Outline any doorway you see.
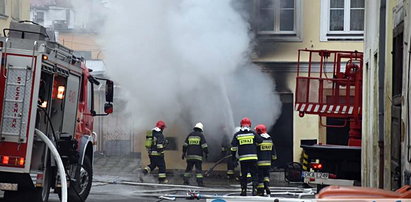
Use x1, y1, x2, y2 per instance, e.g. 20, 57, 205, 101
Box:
270, 93, 293, 169
391, 22, 403, 190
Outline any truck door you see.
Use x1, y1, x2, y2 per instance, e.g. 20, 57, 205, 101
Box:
61, 74, 80, 137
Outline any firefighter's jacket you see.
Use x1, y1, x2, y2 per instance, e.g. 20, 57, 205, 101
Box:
256, 133, 277, 166
148, 127, 166, 156
182, 129, 208, 161
231, 127, 263, 161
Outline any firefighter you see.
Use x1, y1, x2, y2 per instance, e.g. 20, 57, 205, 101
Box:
221, 135, 236, 180
182, 122, 208, 186
143, 120, 168, 183
231, 117, 262, 196
255, 124, 277, 196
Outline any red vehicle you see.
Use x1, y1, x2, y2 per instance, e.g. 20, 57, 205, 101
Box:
0, 21, 114, 201
295, 49, 363, 188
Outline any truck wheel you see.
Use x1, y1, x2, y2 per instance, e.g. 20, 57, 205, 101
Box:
59, 155, 92, 202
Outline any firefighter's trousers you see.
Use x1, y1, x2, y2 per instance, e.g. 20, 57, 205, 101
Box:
226, 158, 236, 179
183, 160, 203, 186
239, 160, 258, 195
144, 155, 167, 182
257, 165, 271, 195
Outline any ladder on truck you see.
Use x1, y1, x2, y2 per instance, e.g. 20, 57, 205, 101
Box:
0, 40, 37, 143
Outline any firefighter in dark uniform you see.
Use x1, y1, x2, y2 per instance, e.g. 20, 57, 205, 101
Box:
182, 122, 208, 186
231, 117, 262, 196
143, 120, 168, 183
255, 124, 277, 196
221, 135, 236, 179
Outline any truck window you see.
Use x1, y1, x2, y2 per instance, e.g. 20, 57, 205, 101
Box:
35, 72, 53, 133
50, 75, 67, 134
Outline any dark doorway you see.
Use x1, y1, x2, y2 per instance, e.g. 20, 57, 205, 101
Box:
270, 93, 293, 169
391, 22, 403, 190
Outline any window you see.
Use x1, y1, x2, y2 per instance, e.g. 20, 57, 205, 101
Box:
0, 0, 5, 16
321, 0, 364, 41
11, 0, 20, 20
256, 0, 302, 41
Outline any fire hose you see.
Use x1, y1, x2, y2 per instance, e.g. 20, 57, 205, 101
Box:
156, 190, 315, 201
35, 129, 67, 202
92, 179, 315, 200
204, 155, 232, 176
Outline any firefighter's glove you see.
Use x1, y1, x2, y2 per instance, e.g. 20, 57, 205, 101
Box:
205, 153, 208, 160
181, 153, 185, 160
164, 139, 169, 148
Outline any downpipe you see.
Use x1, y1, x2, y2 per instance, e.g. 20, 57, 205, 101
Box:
35, 129, 67, 202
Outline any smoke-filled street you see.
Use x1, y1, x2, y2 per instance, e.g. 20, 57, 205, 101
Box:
5, 0, 408, 201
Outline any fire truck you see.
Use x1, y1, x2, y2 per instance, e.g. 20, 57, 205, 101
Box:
294, 49, 363, 188
0, 21, 114, 201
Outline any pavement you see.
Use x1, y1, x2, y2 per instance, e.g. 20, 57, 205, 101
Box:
81, 154, 314, 201
2, 154, 313, 202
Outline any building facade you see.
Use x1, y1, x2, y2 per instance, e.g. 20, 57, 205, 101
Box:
0, 0, 30, 33
252, 0, 364, 166
363, 0, 411, 190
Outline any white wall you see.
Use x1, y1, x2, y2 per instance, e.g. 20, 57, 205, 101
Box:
362, 0, 381, 188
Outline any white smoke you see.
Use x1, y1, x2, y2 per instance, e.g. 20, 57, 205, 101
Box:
99, 0, 282, 155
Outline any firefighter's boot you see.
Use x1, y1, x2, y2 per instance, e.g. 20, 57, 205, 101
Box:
143, 167, 150, 175
183, 173, 190, 185
251, 183, 258, 196
240, 181, 247, 196
197, 178, 204, 187
264, 181, 271, 195
257, 183, 265, 196
256, 188, 264, 196
159, 178, 169, 184
183, 178, 189, 185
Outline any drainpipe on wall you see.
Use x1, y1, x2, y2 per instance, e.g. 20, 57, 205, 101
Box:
378, 0, 386, 189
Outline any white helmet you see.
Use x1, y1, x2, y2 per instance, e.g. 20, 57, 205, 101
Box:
194, 122, 204, 131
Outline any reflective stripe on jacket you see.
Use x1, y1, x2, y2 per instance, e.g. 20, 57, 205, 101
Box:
256, 133, 276, 166
231, 127, 262, 161
183, 129, 208, 161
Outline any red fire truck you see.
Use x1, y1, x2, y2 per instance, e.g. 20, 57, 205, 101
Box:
0, 21, 114, 201
294, 49, 363, 188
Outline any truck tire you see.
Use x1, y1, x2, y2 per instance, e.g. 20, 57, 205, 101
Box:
59, 155, 92, 202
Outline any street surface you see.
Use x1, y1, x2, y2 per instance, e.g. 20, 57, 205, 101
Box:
4, 156, 316, 202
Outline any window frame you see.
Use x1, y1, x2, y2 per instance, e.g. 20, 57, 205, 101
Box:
255, 0, 303, 41
320, 0, 364, 41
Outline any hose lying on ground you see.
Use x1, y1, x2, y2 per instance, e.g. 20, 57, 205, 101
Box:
204, 155, 232, 176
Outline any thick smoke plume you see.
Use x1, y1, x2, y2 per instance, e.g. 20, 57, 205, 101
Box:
99, 0, 282, 157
